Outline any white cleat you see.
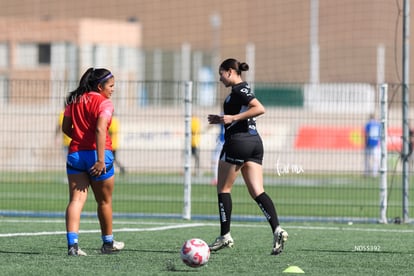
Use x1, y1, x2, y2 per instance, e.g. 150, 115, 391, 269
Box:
209, 233, 234, 251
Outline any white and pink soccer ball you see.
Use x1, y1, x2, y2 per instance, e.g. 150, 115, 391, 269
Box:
180, 238, 210, 268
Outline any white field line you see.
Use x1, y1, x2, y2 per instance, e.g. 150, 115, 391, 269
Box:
1, 219, 413, 238
0, 222, 206, 238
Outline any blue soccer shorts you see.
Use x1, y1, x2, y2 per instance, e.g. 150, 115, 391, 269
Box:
66, 150, 114, 181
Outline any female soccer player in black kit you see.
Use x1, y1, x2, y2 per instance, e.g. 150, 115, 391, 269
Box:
208, 58, 288, 255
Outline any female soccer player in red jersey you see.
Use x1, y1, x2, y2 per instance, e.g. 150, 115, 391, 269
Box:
62, 68, 124, 256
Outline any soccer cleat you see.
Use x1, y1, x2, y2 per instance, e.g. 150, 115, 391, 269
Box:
67, 244, 87, 256
101, 240, 125, 254
209, 233, 234, 251
272, 227, 288, 255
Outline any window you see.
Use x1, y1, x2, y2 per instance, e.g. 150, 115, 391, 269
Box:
16, 43, 51, 67
38, 43, 51, 65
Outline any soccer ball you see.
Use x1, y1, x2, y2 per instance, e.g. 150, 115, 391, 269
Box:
180, 238, 210, 268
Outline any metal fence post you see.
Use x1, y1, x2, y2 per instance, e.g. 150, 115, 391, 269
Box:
183, 81, 193, 220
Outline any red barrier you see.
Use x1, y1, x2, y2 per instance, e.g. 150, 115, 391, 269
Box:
294, 126, 402, 151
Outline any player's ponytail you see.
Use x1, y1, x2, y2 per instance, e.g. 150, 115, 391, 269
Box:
65, 68, 112, 105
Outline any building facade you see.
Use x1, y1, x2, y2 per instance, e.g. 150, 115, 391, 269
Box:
0, 0, 407, 85
0, 17, 142, 104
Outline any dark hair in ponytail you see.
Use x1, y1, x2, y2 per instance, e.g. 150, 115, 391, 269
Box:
66, 67, 113, 105
219, 58, 249, 75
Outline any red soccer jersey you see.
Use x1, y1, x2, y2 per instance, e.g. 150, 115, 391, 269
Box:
64, 92, 114, 153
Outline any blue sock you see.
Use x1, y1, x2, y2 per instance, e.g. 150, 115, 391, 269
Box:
102, 234, 113, 244
67, 232, 78, 246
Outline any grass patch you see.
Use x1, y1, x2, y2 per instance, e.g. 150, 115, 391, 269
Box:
0, 171, 413, 220
0, 218, 413, 275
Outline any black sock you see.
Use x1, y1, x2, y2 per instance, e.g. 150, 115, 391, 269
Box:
255, 192, 279, 233
217, 193, 232, 236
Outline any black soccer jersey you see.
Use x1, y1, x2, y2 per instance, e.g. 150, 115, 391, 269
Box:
223, 81, 258, 138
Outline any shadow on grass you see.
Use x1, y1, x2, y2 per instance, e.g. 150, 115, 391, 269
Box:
0, 250, 40, 255
164, 258, 205, 273
123, 248, 178, 254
